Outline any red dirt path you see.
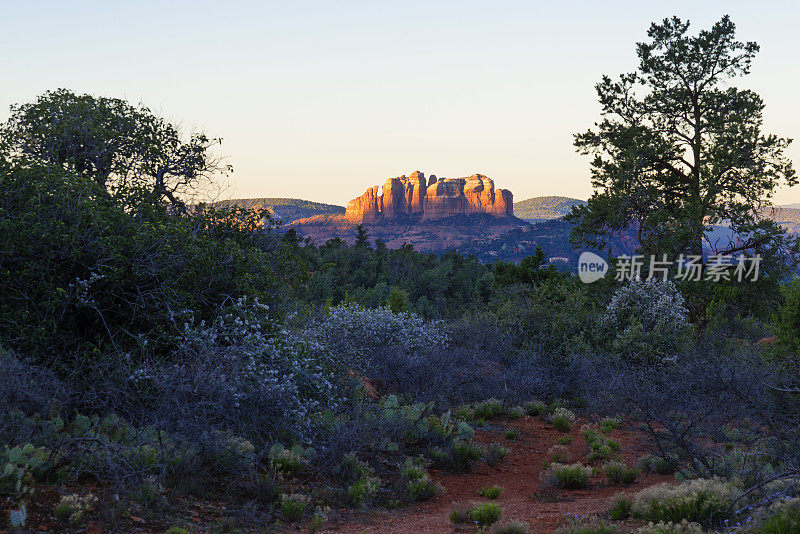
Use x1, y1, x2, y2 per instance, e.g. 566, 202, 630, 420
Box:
323, 416, 673, 533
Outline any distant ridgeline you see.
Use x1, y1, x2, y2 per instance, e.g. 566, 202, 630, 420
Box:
213, 198, 345, 224
513, 196, 587, 223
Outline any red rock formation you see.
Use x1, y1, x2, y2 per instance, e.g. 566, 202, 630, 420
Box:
344, 171, 513, 223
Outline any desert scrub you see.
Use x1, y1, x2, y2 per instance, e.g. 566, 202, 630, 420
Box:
523, 400, 546, 417
630, 478, 739, 525
742, 498, 800, 533
471, 502, 503, 530
550, 407, 576, 432
549, 444, 569, 463
347, 475, 380, 507
485, 443, 509, 467
504, 429, 520, 441
635, 520, 704, 534
507, 406, 525, 420
445, 440, 484, 471
401, 458, 439, 502
600, 418, 621, 434
546, 463, 591, 489
478, 485, 503, 499
604, 461, 640, 484
608, 494, 633, 520
474, 399, 505, 420
555, 517, 618, 533
492, 520, 530, 534
268, 444, 309, 477
281, 493, 310, 521
450, 507, 472, 525
54, 493, 98, 525
639, 454, 675, 475
558, 435, 573, 445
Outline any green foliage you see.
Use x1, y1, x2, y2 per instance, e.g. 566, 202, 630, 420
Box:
347, 475, 380, 507
523, 400, 546, 417
604, 461, 640, 485
401, 458, 439, 502
639, 455, 675, 475
550, 408, 576, 433
569, 16, 798, 267
557, 436, 573, 445
1, 443, 50, 497
280, 494, 309, 521
485, 443, 509, 467
478, 485, 503, 499
599, 418, 621, 434
474, 399, 505, 420
54, 493, 98, 526
387, 286, 409, 313
776, 279, 800, 352
164, 528, 190, 534
754, 507, 800, 534
470, 502, 503, 530
450, 507, 472, 525
546, 463, 591, 489
492, 521, 530, 534
555, 518, 618, 534
269, 444, 308, 477
636, 520, 704, 534
609, 494, 633, 520
504, 429, 520, 441
631, 478, 739, 525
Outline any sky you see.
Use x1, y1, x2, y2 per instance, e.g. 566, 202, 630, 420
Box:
2, 1, 799, 206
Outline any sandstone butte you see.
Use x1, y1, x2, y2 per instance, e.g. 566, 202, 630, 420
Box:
344, 171, 513, 223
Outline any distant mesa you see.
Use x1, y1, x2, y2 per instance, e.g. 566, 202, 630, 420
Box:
344, 171, 513, 223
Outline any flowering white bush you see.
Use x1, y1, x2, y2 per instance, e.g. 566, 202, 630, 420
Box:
302, 303, 449, 363
602, 279, 691, 362
130, 297, 343, 441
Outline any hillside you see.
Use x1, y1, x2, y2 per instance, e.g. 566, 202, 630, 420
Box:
513, 196, 586, 222
214, 197, 345, 224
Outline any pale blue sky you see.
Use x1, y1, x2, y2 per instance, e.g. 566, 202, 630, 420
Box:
2, 1, 799, 205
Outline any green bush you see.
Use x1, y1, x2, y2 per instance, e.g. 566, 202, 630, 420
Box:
474, 399, 505, 420
550, 408, 576, 433
558, 436, 573, 445
471, 502, 503, 529
631, 478, 738, 525
555, 519, 618, 534
636, 520, 703, 533
523, 400, 546, 417
281, 494, 309, 521
639, 454, 675, 475
504, 429, 520, 441
600, 418, 621, 434
347, 475, 380, 507
546, 463, 591, 489
478, 485, 503, 499
485, 443, 509, 467
401, 458, 439, 502
450, 507, 472, 525
604, 461, 640, 484
608, 494, 633, 520
492, 520, 530, 534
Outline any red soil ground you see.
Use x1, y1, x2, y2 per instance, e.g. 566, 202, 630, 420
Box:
321, 416, 674, 534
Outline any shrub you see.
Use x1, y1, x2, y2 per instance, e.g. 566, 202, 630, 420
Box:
555, 518, 618, 534
53, 493, 98, 525
164, 528, 190, 534
635, 520, 704, 534
604, 461, 640, 485
347, 475, 380, 507
474, 399, 505, 420
401, 458, 439, 502
550, 407, 576, 432
450, 507, 472, 525
600, 418, 621, 434
448, 440, 484, 471
492, 520, 530, 534
549, 445, 569, 463
471, 502, 503, 529
639, 454, 676, 475
523, 400, 546, 417
507, 407, 525, 420
281, 493, 310, 521
269, 444, 308, 477
558, 436, 573, 445
504, 429, 520, 441
608, 494, 633, 520
546, 463, 591, 489
601, 279, 690, 363
630, 478, 739, 525
744, 498, 800, 534
485, 443, 509, 467
478, 485, 503, 499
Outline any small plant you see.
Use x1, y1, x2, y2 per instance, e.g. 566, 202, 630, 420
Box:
281, 493, 310, 521
451, 440, 484, 471
639, 454, 675, 475
471, 502, 503, 530
164, 528, 190, 534
308, 506, 331, 533
347, 475, 380, 507
401, 458, 440, 502
492, 520, 530, 534
507, 407, 525, 420
478, 485, 503, 499
132, 477, 163, 507
635, 520, 703, 534
504, 429, 520, 441
550, 407, 576, 433
450, 507, 472, 525
546, 463, 591, 489
558, 435, 573, 445
549, 444, 569, 463
8, 503, 26, 528
269, 443, 309, 477
54, 493, 99, 525
485, 443, 509, 467
608, 494, 633, 520
630, 478, 738, 525
599, 418, 621, 434
604, 461, 640, 485
523, 400, 546, 417
474, 399, 505, 420
458, 421, 476, 440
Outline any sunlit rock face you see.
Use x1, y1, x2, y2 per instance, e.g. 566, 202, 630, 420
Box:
345, 171, 513, 223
